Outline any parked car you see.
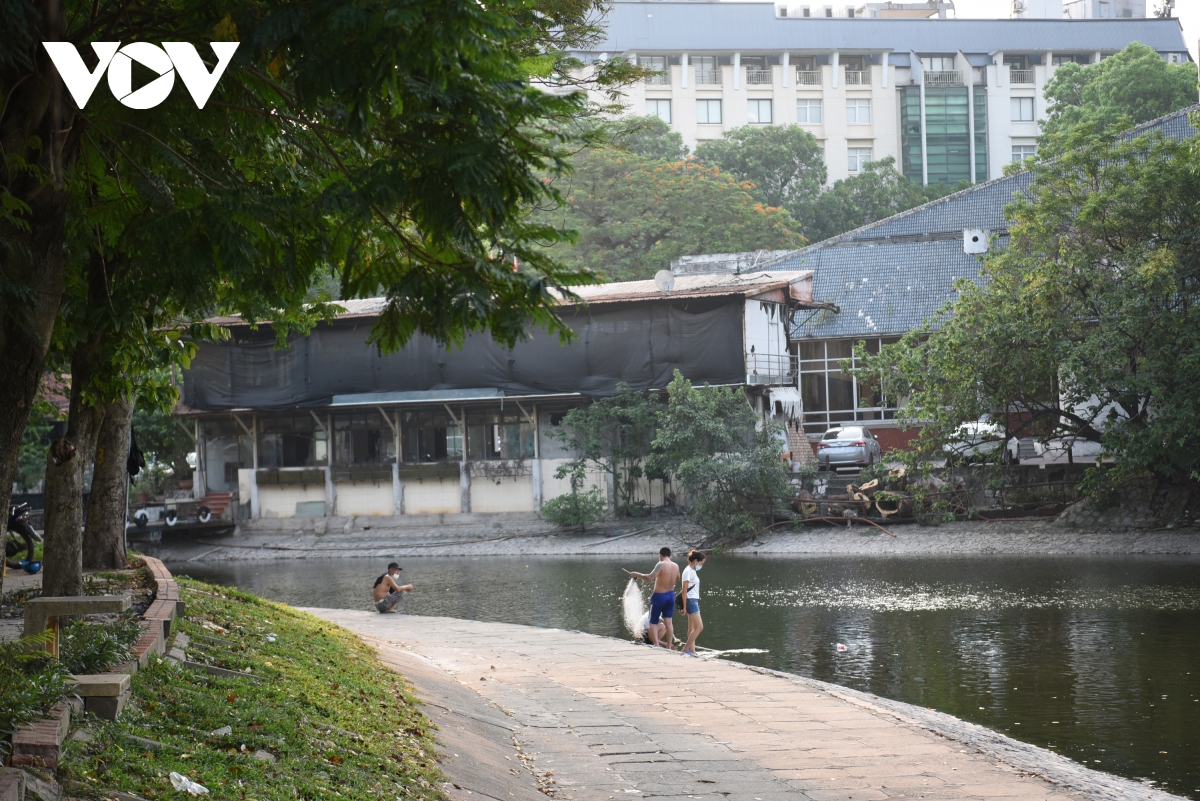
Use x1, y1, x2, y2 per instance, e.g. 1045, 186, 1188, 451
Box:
816, 426, 883, 471
942, 416, 1042, 464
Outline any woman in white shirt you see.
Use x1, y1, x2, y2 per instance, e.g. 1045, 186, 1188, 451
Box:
681, 550, 706, 656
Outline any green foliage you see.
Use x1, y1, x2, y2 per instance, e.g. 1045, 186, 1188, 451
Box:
541, 485, 607, 531
694, 124, 827, 210
0, 633, 70, 754
63, 578, 444, 800
131, 462, 173, 499
607, 115, 688, 161
801, 158, 959, 243
651, 371, 790, 539
542, 148, 806, 281
14, 398, 57, 492
1039, 43, 1199, 158
58, 617, 143, 675
857, 130, 1200, 488
132, 404, 194, 480
548, 383, 661, 515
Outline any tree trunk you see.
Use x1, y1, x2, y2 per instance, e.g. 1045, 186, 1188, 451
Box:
0, 0, 79, 598
83, 396, 134, 570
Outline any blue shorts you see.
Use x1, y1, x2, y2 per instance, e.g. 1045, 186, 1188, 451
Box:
649, 591, 675, 624
686, 598, 700, 615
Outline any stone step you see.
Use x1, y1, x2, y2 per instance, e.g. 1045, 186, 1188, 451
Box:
67, 673, 130, 697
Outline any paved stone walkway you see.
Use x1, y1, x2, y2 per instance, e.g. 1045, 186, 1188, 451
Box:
306, 611, 1177, 801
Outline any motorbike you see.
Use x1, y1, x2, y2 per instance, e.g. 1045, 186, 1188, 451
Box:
5, 502, 42, 574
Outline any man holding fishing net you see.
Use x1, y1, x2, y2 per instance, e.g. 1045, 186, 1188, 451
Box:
626, 547, 680, 650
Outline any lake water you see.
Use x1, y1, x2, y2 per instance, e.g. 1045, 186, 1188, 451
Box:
178, 553, 1200, 799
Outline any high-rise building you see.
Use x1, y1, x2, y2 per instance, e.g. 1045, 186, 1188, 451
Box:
573, 1, 1190, 184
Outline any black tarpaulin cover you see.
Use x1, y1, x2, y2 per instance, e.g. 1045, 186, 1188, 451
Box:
183, 299, 745, 411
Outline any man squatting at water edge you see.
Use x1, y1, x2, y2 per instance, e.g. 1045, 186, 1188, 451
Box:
627, 547, 681, 650
373, 562, 414, 613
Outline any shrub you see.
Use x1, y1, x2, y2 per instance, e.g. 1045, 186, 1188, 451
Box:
59, 617, 143, 675
542, 487, 607, 531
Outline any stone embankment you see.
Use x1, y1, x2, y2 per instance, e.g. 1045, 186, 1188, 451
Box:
310, 610, 1186, 801
155, 515, 1200, 562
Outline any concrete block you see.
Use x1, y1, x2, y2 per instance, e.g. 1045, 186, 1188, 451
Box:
23, 596, 131, 657
84, 689, 130, 721
0, 768, 24, 801
143, 599, 176, 637
68, 673, 130, 697
166, 647, 186, 663
173, 632, 190, 650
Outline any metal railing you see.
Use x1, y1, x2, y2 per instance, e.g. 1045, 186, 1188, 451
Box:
746, 69, 773, 85
745, 352, 797, 385
795, 69, 821, 85
1009, 68, 1034, 84
844, 69, 869, 85
644, 72, 669, 86
923, 69, 963, 86
695, 69, 721, 85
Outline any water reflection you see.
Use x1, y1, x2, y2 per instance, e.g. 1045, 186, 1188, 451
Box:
178, 553, 1200, 799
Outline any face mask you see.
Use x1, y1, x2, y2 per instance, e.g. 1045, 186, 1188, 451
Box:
694, 564, 703, 571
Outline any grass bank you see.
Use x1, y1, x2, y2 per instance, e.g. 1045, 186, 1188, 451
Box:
63, 578, 445, 800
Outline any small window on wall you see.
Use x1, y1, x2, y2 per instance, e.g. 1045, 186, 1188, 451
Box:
846, 98, 871, 124
747, 98, 773, 124
848, 147, 873, 173
646, 99, 671, 123
696, 99, 722, 124
1011, 144, 1037, 163
1011, 97, 1035, 122
467, 409, 534, 461
401, 409, 462, 463
796, 98, 823, 124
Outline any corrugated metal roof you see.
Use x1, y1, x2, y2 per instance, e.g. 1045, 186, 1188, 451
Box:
592, 1, 1190, 54
772, 105, 1199, 340
208, 271, 816, 327
553, 270, 814, 304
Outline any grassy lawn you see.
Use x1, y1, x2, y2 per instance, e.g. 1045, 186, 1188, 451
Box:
63, 578, 445, 800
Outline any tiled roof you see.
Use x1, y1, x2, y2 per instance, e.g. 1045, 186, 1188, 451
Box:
773, 104, 1199, 340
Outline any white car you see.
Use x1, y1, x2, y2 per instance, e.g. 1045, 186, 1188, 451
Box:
943, 417, 1042, 464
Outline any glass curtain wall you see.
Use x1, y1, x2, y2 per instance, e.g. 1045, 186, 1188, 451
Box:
798, 337, 901, 434
900, 86, 987, 185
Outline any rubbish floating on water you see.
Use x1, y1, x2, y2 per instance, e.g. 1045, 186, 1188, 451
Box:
622, 578, 647, 638
836, 643, 848, 652
170, 772, 210, 795
696, 647, 769, 657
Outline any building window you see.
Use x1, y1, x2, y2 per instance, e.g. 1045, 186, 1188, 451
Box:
1011, 144, 1037, 163
796, 98, 823, 124
333, 411, 393, 466
846, 98, 871, 124
798, 337, 901, 434
694, 55, 720, 85
696, 99, 722, 124
848, 147, 873, 173
1011, 97, 1035, 122
645, 99, 671, 123
466, 409, 534, 461
640, 56, 668, 85
401, 409, 462, 464
1052, 54, 1085, 66
259, 415, 327, 468
921, 56, 955, 71
747, 99, 773, 124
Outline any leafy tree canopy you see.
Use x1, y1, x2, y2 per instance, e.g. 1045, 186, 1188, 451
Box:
605, 115, 687, 161
542, 148, 805, 281
857, 130, 1200, 487
801, 157, 956, 243
1038, 42, 1198, 158
694, 124, 826, 211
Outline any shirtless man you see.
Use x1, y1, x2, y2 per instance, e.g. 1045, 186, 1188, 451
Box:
627, 547, 680, 649
372, 562, 414, 613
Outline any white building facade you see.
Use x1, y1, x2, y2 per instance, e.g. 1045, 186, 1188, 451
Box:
577, 2, 1190, 184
